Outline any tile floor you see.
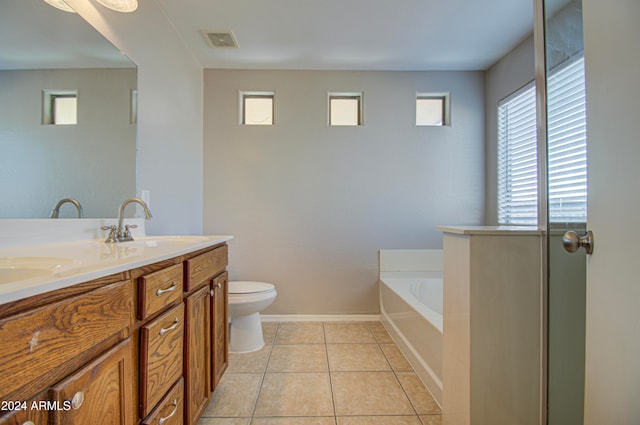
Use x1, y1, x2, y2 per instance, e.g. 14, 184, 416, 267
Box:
198, 321, 441, 425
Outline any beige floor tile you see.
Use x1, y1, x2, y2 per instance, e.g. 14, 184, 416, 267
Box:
379, 344, 413, 371
262, 322, 278, 344
203, 373, 263, 417
326, 343, 390, 371
199, 419, 251, 425
396, 372, 441, 414
323, 322, 376, 343
254, 372, 334, 417
336, 416, 422, 425
267, 344, 328, 372
419, 415, 442, 425
228, 345, 273, 373
251, 418, 336, 425
368, 322, 394, 344
275, 322, 325, 344
331, 371, 414, 416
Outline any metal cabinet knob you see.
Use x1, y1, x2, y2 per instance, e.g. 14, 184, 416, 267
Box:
23, 421, 35, 425
71, 391, 85, 409
562, 230, 594, 255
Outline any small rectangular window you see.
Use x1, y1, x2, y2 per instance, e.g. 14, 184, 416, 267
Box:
43, 90, 77, 125
241, 92, 274, 125
416, 94, 449, 126
329, 93, 362, 126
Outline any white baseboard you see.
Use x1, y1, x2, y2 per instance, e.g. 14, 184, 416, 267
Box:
261, 314, 381, 322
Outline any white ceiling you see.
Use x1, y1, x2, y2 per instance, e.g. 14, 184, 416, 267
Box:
1, 0, 541, 71
156, 0, 535, 71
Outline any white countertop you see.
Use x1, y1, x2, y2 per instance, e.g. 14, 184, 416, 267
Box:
436, 225, 544, 235
0, 234, 233, 305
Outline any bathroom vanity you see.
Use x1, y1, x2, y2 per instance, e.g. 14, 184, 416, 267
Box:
0, 227, 232, 425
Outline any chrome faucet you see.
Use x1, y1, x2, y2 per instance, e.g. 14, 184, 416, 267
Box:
50, 198, 83, 218
112, 197, 152, 242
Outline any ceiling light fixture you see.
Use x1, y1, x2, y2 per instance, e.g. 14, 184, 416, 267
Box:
94, 0, 138, 13
43, 0, 76, 13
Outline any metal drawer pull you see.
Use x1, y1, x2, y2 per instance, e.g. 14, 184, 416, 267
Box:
156, 282, 177, 297
23, 422, 35, 425
71, 391, 85, 409
158, 400, 178, 425
159, 318, 180, 336
216, 282, 222, 288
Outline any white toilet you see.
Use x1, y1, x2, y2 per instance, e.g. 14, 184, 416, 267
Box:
228, 281, 277, 353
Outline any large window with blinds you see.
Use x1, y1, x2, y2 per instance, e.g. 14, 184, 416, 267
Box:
498, 56, 587, 225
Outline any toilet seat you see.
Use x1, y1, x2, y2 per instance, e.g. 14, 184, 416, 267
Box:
229, 281, 275, 295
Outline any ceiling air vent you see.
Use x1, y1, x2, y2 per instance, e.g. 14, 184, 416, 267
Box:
202, 30, 239, 48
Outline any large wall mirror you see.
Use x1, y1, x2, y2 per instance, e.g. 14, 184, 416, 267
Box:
0, 0, 137, 219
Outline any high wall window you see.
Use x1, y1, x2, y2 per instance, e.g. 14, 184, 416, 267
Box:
328, 93, 362, 126
241, 91, 274, 125
498, 56, 587, 225
416, 93, 450, 126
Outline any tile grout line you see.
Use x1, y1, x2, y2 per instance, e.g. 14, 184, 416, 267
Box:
248, 322, 279, 422
322, 322, 339, 425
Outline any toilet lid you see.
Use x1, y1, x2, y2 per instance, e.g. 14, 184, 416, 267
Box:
229, 281, 275, 294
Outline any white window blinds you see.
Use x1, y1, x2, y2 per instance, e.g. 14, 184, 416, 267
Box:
498, 83, 538, 225
547, 57, 588, 223
498, 56, 587, 225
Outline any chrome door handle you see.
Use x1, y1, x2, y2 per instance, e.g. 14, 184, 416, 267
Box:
562, 230, 594, 255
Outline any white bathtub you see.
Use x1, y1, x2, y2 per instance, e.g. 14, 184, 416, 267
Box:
380, 274, 443, 406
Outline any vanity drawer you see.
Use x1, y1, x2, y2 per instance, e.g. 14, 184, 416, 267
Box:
138, 264, 183, 320
141, 378, 184, 425
184, 245, 228, 292
140, 303, 184, 418
0, 280, 132, 399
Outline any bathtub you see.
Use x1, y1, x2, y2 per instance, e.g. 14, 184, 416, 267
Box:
380, 273, 443, 406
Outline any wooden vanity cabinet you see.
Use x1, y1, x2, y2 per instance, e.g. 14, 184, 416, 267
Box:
0, 274, 134, 425
0, 242, 229, 425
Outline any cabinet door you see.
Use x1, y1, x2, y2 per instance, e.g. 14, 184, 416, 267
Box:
210, 272, 229, 391
184, 286, 210, 425
51, 339, 133, 425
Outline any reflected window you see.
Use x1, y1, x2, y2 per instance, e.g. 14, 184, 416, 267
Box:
43, 90, 77, 125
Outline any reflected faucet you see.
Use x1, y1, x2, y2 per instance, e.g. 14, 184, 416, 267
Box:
115, 197, 152, 242
50, 198, 83, 218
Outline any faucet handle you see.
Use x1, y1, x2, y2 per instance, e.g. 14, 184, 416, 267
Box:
123, 224, 138, 238
101, 225, 117, 244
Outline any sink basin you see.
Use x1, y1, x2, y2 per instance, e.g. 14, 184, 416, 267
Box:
0, 257, 80, 284
118, 236, 210, 247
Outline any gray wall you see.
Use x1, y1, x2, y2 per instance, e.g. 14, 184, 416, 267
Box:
203, 70, 485, 315
0, 68, 136, 218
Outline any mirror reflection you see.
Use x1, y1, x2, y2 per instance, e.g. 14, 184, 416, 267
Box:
0, 0, 137, 218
